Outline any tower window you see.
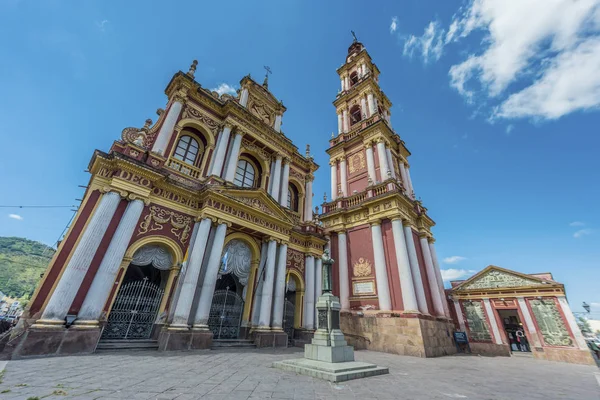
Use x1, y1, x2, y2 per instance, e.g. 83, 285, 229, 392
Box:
349, 71, 359, 87
349, 105, 362, 126
287, 184, 299, 212
173, 135, 200, 165
234, 159, 257, 188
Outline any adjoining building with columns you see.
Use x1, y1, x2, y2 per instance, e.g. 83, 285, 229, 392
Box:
4, 61, 326, 358
319, 38, 456, 358
448, 265, 595, 365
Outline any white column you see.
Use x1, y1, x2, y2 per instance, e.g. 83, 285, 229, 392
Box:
271, 243, 288, 329
315, 258, 323, 299
207, 130, 224, 176
405, 166, 415, 198
77, 199, 145, 322
169, 218, 212, 328
360, 97, 368, 119
330, 161, 338, 201
210, 125, 232, 176
342, 109, 349, 133
365, 144, 377, 184
367, 93, 375, 116
403, 223, 429, 314
419, 236, 445, 317
339, 157, 347, 197
385, 148, 396, 179
391, 218, 418, 312
516, 297, 542, 347
304, 178, 313, 222
338, 232, 350, 310
240, 88, 249, 107
152, 100, 183, 155
340, 77, 345, 92
453, 300, 467, 332
303, 255, 315, 329
376, 140, 390, 181
274, 114, 282, 133
192, 222, 228, 329
557, 296, 589, 350
399, 162, 409, 193
482, 298, 503, 344
370, 222, 392, 311
224, 132, 243, 183
279, 160, 290, 207
251, 242, 268, 327
429, 241, 451, 317
270, 156, 283, 200
267, 159, 276, 194
38, 192, 121, 324
337, 112, 343, 134
344, 76, 349, 91
258, 240, 278, 328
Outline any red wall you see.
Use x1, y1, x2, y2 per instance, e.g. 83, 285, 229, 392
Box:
347, 225, 378, 309
381, 220, 403, 310
413, 230, 434, 313
30, 190, 101, 315
69, 199, 128, 314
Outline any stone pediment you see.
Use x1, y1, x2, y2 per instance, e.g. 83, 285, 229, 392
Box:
220, 188, 294, 224
454, 266, 547, 291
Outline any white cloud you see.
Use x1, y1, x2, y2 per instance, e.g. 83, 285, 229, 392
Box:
390, 16, 398, 33
211, 83, 237, 96
441, 268, 473, 281
443, 255, 467, 264
8, 214, 23, 220
405, 0, 600, 121
505, 124, 514, 134
570, 221, 585, 227
95, 20, 109, 32
573, 228, 593, 238
403, 21, 445, 63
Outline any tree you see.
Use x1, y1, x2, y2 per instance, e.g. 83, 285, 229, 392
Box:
577, 316, 592, 335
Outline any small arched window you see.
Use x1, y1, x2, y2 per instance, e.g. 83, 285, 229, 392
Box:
234, 159, 256, 188
287, 184, 299, 212
350, 105, 362, 126
173, 135, 200, 165
349, 71, 359, 87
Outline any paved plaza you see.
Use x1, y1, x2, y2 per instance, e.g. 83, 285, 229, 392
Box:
0, 348, 598, 400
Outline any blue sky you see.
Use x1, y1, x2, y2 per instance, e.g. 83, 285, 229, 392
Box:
1, 0, 599, 316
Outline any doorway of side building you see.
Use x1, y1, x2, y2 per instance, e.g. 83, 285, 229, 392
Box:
497, 309, 531, 353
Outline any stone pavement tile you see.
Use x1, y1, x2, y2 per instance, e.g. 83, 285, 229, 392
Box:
249, 391, 273, 398
270, 391, 294, 399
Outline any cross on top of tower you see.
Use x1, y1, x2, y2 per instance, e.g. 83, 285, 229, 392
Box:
351, 30, 358, 43
263, 65, 272, 88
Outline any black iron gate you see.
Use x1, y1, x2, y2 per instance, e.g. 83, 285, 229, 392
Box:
208, 288, 244, 339
283, 299, 295, 339
101, 277, 164, 340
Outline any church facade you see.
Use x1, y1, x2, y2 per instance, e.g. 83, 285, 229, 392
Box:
6, 60, 327, 358
319, 39, 456, 357
448, 266, 595, 365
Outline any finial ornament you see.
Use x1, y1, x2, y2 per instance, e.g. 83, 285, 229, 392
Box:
306, 144, 311, 157
351, 30, 358, 43
331, 132, 335, 139
324, 192, 327, 202
263, 65, 272, 88
187, 60, 198, 78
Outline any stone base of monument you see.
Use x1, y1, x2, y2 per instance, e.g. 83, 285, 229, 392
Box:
273, 293, 389, 382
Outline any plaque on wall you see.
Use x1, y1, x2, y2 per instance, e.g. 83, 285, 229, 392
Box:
352, 280, 376, 296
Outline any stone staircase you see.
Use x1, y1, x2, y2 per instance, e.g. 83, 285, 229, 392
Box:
211, 339, 257, 350
95, 339, 159, 352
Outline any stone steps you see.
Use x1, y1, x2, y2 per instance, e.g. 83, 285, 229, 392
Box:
211, 339, 257, 349
96, 339, 159, 352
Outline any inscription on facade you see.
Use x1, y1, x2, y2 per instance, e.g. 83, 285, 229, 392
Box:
353, 280, 375, 296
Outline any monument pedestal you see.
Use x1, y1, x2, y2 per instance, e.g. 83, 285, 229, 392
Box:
273, 293, 388, 382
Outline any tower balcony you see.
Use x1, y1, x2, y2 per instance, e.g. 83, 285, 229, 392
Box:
330, 113, 396, 147
320, 180, 406, 215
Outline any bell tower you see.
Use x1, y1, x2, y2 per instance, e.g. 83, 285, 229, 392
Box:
320, 36, 455, 357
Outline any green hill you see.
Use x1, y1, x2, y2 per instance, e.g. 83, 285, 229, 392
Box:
0, 237, 55, 300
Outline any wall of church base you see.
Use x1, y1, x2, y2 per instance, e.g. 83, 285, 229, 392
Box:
532, 347, 596, 366
340, 313, 456, 358
469, 342, 511, 357
2, 327, 101, 360
157, 329, 213, 351
252, 331, 288, 348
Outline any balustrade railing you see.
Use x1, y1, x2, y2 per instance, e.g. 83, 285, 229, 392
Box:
330, 113, 383, 146
166, 157, 203, 180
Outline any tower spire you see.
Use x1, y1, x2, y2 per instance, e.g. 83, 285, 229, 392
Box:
263, 65, 272, 88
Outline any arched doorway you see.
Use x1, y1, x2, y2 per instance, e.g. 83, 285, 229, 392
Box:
208, 239, 252, 339
102, 244, 172, 340
284, 271, 303, 338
